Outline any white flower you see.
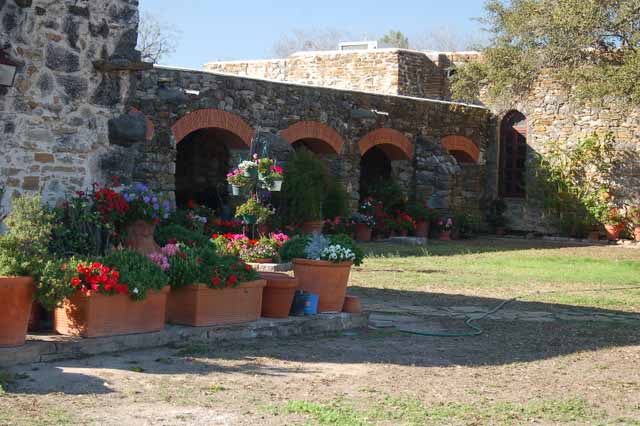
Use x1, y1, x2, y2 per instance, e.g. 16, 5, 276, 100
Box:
132, 288, 140, 294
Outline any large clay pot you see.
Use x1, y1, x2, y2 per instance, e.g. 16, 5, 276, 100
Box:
260, 273, 299, 318
604, 223, 624, 241
415, 220, 430, 238
292, 259, 352, 313
634, 226, 640, 242
355, 223, 372, 242
124, 220, 160, 255
167, 280, 266, 326
342, 295, 362, 314
588, 231, 601, 241
0, 277, 35, 347
54, 286, 169, 338
439, 231, 452, 241
301, 221, 325, 235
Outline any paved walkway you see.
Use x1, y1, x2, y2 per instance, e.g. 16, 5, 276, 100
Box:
366, 301, 640, 327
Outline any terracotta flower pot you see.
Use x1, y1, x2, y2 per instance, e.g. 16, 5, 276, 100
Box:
439, 231, 452, 241
355, 223, 372, 242
0, 277, 35, 347
292, 259, 353, 313
588, 231, 601, 241
252, 258, 274, 264
301, 221, 325, 235
604, 223, 624, 241
167, 280, 266, 326
634, 226, 640, 242
54, 286, 169, 338
125, 220, 161, 255
415, 220, 430, 238
260, 272, 299, 318
342, 295, 362, 314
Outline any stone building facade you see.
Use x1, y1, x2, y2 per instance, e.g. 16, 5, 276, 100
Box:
3, 0, 636, 234
0, 0, 144, 208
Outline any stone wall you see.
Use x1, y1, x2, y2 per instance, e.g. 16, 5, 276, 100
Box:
486, 77, 640, 233
205, 49, 458, 100
0, 0, 142, 209
128, 66, 492, 211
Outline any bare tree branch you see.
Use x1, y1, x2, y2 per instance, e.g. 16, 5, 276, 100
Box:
137, 12, 182, 64
271, 28, 352, 58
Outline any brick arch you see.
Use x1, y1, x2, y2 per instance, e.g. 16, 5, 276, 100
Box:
171, 109, 255, 147
279, 121, 345, 155
441, 135, 480, 164
359, 128, 413, 161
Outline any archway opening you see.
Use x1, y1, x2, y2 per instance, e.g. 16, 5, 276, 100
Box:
359, 146, 392, 198
175, 128, 246, 210
450, 150, 476, 164
291, 138, 339, 156
499, 110, 527, 198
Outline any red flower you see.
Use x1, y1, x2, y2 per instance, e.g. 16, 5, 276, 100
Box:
167, 238, 178, 245
187, 199, 196, 209
244, 264, 252, 272
71, 277, 81, 287
226, 275, 238, 287
212, 276, 221, 286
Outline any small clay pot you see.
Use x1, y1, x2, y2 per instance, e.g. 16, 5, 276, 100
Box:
355, 223, 372, 242
415, 221, 430, 238
604, 223, 624, 241
439, 231, 452, 241
342, 295, 362, 314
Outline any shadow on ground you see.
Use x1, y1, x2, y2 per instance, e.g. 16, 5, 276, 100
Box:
4, 290, 640, 396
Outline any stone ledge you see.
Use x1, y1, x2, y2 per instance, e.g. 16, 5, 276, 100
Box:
0, 313, 368, 368
247, 262, 293, 272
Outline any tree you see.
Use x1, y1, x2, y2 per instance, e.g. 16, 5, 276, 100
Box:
136, 12, 181, 64
411, 26, 488, 51
272, 28, 351, 58
378, 30, 410, 49
451, 0, 640, 108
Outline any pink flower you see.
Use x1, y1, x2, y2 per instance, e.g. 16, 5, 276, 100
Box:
161, 243, 180, 257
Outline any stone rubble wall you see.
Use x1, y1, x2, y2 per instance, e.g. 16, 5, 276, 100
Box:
0, 0, 140, 209
488, 77, 640, 233
130, 67, 492, 212
205, 49, 455, 100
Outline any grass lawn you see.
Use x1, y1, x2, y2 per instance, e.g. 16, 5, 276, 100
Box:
352, 238, 640, 312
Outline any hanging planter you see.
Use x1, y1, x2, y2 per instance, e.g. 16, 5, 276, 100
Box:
231, 185, 241, 196
269, 180, 283, 192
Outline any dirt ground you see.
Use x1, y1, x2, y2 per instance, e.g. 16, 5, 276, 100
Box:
1, 318, 639, 425
2, 240, 640, 425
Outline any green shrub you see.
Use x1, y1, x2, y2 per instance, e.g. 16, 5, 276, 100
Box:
364, 178, 405, 213
0, 236, 43, 278
166, 246, 203, 289
37, 257, 85, 311
323, 178, 350, 219
102, 250, 168, 300
4, 194, 54, 249
155, 224, 209, 247
282, 150, 327, 222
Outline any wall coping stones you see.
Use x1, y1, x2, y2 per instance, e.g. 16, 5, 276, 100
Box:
0, 313, 369, 368
153, 65, 489, 110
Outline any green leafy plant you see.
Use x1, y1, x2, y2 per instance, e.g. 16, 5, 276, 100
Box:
406, 203, 436, 223
0, 236, 42, 278
235, 197, 272, 224
155, 224, 209, 247
323, 178, 350, 220
282, 149, 328, 222
364, 178, 406, 213
102, 250, 168, 300
628, 206, 640, 226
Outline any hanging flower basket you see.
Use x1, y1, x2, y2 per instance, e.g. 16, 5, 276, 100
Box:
231, 185, 241, 196
269, 180, 283, 192
241, 214, 257, 225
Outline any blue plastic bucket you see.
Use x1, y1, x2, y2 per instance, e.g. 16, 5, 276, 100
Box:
304, 293, 319, 315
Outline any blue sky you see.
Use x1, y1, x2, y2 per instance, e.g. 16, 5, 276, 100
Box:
139, 0, 488, 69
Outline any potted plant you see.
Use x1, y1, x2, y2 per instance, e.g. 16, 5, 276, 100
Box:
628, 205, 640, 242
212, 232, 290, 264
280, 234, 364, 313
235, 197, 272, 225
350, 213, 375, 242
395, 212, 416, 237
0, 194, 54, 346
282, 150, 327, 234
437, 217, 454, 240
122, 183, 173, 255
407, 202, 435, 238
602, 208, 625, 241
0, 237, 37, 347
226, 169, 250, 196
257, 158, 284, 192
162, 245, 265, 326
486, 199, 508, 236
45, 250, 169, 338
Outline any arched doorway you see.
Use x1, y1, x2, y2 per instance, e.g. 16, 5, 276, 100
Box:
280, 121, 345, 174
358, 128, 413, 201
441, 135, 480, 164
499, 110, 527, 198
172, 109, 254, 209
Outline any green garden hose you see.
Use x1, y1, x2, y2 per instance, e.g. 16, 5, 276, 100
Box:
390, 285, 640, 338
